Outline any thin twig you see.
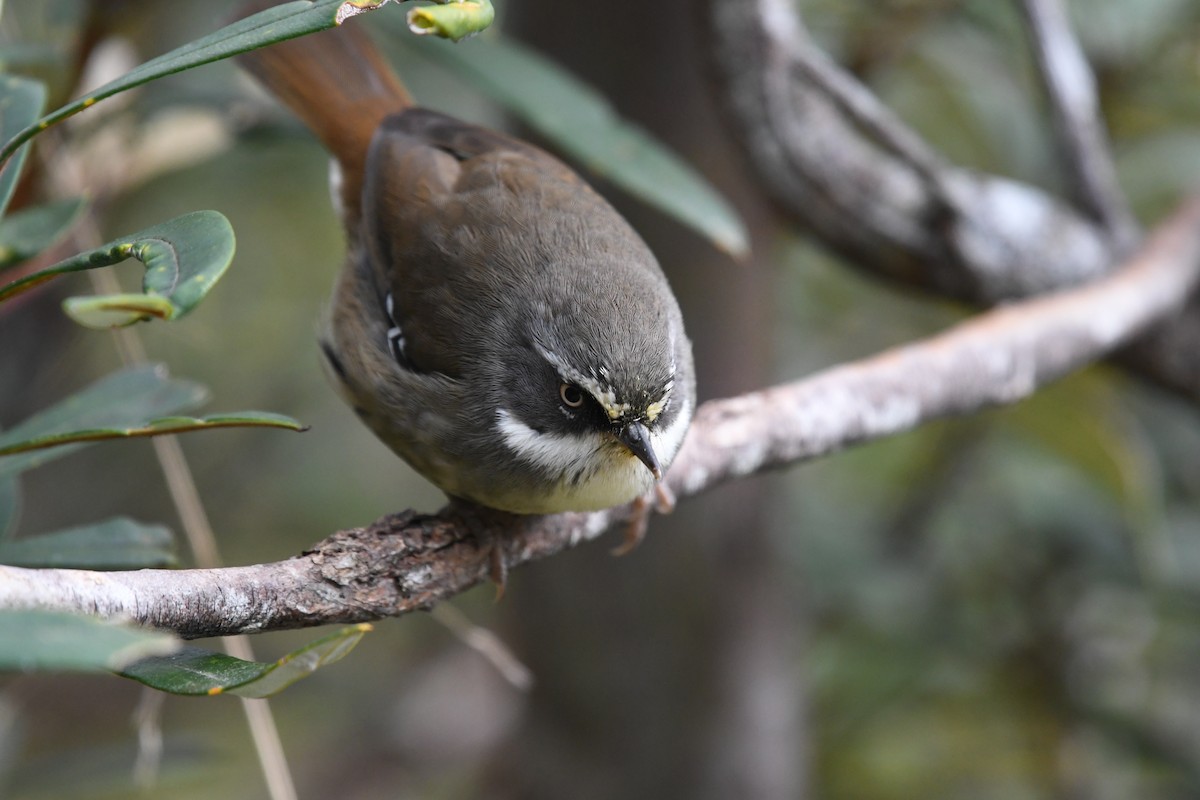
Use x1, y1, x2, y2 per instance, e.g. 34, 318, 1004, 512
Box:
1017, 0, 1139, 250
83, 265, 298, 800
131, 689, 165, 789
6, 193, 1200, 637
47, 129, 299, 800
431, 604, 535, 691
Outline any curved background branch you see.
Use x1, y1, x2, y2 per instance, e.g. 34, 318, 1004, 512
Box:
1016, 0, 1138, 249
704, 0, 1200, 401
4, 194, 1199, 638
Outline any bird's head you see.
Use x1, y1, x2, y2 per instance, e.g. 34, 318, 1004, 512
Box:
489, 280, 693, 512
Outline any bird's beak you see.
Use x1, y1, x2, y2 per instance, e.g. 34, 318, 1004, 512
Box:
615, 421, 662, 480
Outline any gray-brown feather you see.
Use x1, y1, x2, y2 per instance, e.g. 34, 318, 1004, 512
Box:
327, 108, 693, 512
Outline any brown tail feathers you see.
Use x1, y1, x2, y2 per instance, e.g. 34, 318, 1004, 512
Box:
234, 2, 412, 199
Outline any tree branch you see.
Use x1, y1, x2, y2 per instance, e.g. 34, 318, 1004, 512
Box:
4, 194, 1200, 638
1016, 0, 1139, 250
704, 0, 1200, 401
780, 22, 950, 196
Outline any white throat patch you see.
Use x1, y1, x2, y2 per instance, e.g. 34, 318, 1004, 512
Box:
494, 391, 691, 513
495, 408, 603, 479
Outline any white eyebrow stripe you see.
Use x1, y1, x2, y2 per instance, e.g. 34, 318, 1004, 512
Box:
537, 345, 680, 424
495, 408, 600, 476
536, 345, 632, 420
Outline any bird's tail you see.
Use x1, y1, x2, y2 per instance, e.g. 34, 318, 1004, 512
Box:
234, 2, 412, 183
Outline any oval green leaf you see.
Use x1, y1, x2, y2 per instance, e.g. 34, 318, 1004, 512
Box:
1000, 373, 1163, 535
0, 364, 208, 479
63, 293, 177, 328
0, 75, 46, 218
0, 197, 87, 273
407, 0, 495, 42
0, 473, 19, 539
0, 610, 179, 672
0, 211, 236, 325
0, 42, 66, 74
0, 517, 176, 569
0, 411, 307, 459
119, 624, 371, 697
395, 32, 750, 258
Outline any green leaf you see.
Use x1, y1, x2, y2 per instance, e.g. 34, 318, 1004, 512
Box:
63, 293, 175, 327
0, 610, 179, 672
0, 517, 176, 569
0, 472, 19, 539
0, 42, 66, 74
119, 624, 371, 697
0, 75, 46, 218
0, 197, 86, 272
0, 364, 208, 479
0, 412, 306, 459
397, 32, 750, 258
0, 0, 392, 166
0, 211, 237, 325
406, 0, 495, 42
1000, 373, 1162, 532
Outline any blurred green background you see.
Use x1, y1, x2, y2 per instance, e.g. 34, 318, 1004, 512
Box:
4, 0, 1200, 798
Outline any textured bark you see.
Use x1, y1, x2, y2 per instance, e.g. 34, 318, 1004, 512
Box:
4, 193, 1199, 636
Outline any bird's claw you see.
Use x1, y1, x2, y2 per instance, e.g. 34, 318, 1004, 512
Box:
612, 481, 676, 556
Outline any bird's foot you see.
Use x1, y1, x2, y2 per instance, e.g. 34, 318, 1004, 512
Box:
448, 498, 512, 600
488, 540, 508, 601
612, 482, 676, 556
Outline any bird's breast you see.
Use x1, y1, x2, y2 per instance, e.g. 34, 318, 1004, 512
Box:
491, 410, 657, 513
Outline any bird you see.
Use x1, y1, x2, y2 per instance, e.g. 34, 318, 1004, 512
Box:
235, 9, 694, 530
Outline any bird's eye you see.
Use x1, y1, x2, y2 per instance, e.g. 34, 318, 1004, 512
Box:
559, 383, 585, 409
